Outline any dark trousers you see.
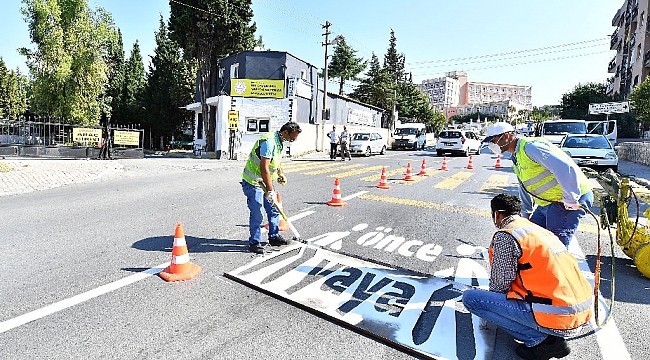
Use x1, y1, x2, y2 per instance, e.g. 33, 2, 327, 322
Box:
329, 143, 338, 159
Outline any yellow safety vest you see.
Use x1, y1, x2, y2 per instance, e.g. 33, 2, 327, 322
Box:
241, 132, 282, 186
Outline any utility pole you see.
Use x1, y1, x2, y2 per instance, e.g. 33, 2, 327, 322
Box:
321, 21, 332, 152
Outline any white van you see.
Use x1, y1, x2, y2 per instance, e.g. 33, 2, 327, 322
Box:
392, 123, 427, 150
540, 119, 617, 145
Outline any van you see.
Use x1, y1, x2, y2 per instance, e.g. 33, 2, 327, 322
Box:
540, 119, 617, 145
392, 123, 427, 150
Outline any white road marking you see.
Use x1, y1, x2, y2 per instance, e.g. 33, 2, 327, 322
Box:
0, 262, 169, 334
569, 238, 631, 360
342, 191, 368, 201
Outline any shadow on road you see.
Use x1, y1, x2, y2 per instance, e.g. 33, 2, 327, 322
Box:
132, 235, 248, 253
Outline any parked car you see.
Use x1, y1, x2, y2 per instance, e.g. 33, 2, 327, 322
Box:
559, 134, 618, 171
350, 132, 387, 156
436, 130, 481, 156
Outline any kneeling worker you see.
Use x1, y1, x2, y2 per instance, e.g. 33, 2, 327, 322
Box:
241, 121, 302, 254
462, 194, 592, 360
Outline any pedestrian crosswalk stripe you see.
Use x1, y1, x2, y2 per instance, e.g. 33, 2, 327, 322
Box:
360, 167, 401, 182
397, 170, 440, 185
282, 162, 341, 173
329, 165, 385, 178
303, 164, 362, 175
434, 172, 474, 190
478, 175, 512, 194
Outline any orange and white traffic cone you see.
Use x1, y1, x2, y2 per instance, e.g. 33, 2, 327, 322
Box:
418, 159, 428, 176
326, 178, 347, 206
265, 191, 289, 231
376, 167, 391, 189
494, 154, 503, 168
440, 156, 448, 171
159, 222, 202, 282
466, 155, 475, 169
403, 162, 414, 181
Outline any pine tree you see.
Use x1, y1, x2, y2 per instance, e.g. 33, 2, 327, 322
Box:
327, 36, 367, 95
119, 41, 146, 126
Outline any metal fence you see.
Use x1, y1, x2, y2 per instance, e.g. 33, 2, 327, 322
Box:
0, 119, 142, 148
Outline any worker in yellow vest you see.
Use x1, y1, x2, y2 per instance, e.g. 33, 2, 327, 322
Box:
241, 121, 302, 254
463, 194, 592, 360
482, 122, 593, 248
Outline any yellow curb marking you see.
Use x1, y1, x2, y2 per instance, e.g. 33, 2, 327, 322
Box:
329, 165, 385, 178
303, 164, 362, 175
478, 174, 512, 194
434, 171, 474, 189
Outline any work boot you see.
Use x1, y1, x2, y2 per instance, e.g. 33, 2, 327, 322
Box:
515, 336, 570, 360
269, 234, 289, 246
248, 242, 264, 254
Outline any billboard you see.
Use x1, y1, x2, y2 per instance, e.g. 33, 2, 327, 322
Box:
231, 79, 285, 98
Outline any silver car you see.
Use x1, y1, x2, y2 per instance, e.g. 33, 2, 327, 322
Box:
350, 132, 387, 157
560, 134, 618, 171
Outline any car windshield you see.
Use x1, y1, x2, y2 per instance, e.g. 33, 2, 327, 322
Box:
543, 122, 587, 135
439, 131, 462, 139
395, 128, 417, 135
353, 133, 370, 141
563, 136, 611, 149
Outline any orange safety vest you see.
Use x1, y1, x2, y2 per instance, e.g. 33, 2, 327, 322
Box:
489, 217, 593, 330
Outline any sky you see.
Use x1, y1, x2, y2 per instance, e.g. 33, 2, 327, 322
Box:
0, 0, 622, 106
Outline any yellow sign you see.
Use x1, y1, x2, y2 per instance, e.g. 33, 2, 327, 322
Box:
228, 111, 239, 130
231, 79, 285, 98
72, 128, 102, 145
113, 130, 140, 146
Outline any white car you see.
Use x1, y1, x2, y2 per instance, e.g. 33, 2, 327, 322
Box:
350, 132, 387, 156
559, 134, 618, 171
436, 130, 482, 157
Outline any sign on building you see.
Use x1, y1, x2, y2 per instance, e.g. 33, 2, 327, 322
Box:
72, 127, 102, 145
231, 79, 285, 99
228, 111, 239, 130
589, 101, 630, 114
347, 107, 376, 127
113, 131, 140, 146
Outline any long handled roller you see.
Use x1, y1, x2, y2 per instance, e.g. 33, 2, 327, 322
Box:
257, 179, 302, 242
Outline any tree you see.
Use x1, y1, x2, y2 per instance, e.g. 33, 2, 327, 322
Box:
0, 58, 29, 119
631, 76, 650, 128
350, 53, 391, 111
20, 0, 119, 124
106, 29, 125, 123
169, 0, 257, 152
559, 82, 609, 120
328, 36, 367, 95
118, 41, 146, 126
142, 16, 196, 149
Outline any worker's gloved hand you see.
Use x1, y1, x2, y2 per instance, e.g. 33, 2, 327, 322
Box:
266, 190, 278, 204
561, 200, 580, 211
277, 174, 287, 185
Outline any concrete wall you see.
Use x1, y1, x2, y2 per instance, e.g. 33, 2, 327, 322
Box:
617, 141, 650, 166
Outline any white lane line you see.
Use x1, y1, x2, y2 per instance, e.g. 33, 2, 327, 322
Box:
0, 262, 169, 334
342, 191, 368, 201
569, 238, 631, 360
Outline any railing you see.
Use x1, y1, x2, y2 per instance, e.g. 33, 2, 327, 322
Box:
608, 57, 617, 73
610, 30, 620, 50
644, 50, 650, 67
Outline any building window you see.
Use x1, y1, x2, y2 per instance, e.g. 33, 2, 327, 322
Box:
218, 67, 225, 79
300, 69, 307, 80
247, 119, 258, 132
230, 63, 239, 79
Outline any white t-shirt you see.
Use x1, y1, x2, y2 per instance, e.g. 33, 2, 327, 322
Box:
328, 130, 337, 143
340, 131, 349, 144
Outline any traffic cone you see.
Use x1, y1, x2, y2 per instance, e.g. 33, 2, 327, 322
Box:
159, 222, 202, 282
376, 167, 391, 189
418, 159, 428, 175
326, 178, 347, 206
265, 191, 289, 231
494, 154, 503, 168
466, 155, 475, 169
403, 162, 415, 181
440, 156, 448, 171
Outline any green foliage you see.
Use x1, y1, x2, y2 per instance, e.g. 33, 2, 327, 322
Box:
169, 0, 257, 151
117, 41, 146, 125
20, 0, 119, 125
0, 58, 29, 118
106, 29, 125, 121
328, 36, 367, 95
631, 76, 650, 127
142, 16, 196, 149
350, 53, 392, 112
559, 82, 609, 120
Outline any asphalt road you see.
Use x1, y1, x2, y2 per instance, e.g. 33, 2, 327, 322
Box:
1, 150, 648, 360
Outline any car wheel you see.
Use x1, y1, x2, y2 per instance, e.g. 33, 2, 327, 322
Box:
380, 145, 386, 155
365, 146, 371, 157
437, 150, 443, 157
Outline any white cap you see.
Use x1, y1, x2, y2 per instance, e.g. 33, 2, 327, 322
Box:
483, 122, 515, 142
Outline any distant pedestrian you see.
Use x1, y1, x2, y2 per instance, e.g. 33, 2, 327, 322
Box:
339, 125, 351, 161
482, 122, 593, 248
327, 125, 338, 160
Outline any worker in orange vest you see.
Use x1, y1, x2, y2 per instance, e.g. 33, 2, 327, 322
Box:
462, 194, 592, 360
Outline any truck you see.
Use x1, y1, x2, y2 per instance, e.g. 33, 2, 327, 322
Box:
391, 122, 427, 150
540, 119, 617, 145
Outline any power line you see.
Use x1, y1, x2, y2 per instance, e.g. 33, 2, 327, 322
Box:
406, 38, 609, 65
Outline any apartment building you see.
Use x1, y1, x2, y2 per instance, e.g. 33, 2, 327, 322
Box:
608, 0, 650, 98
418, 71, 532, 119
